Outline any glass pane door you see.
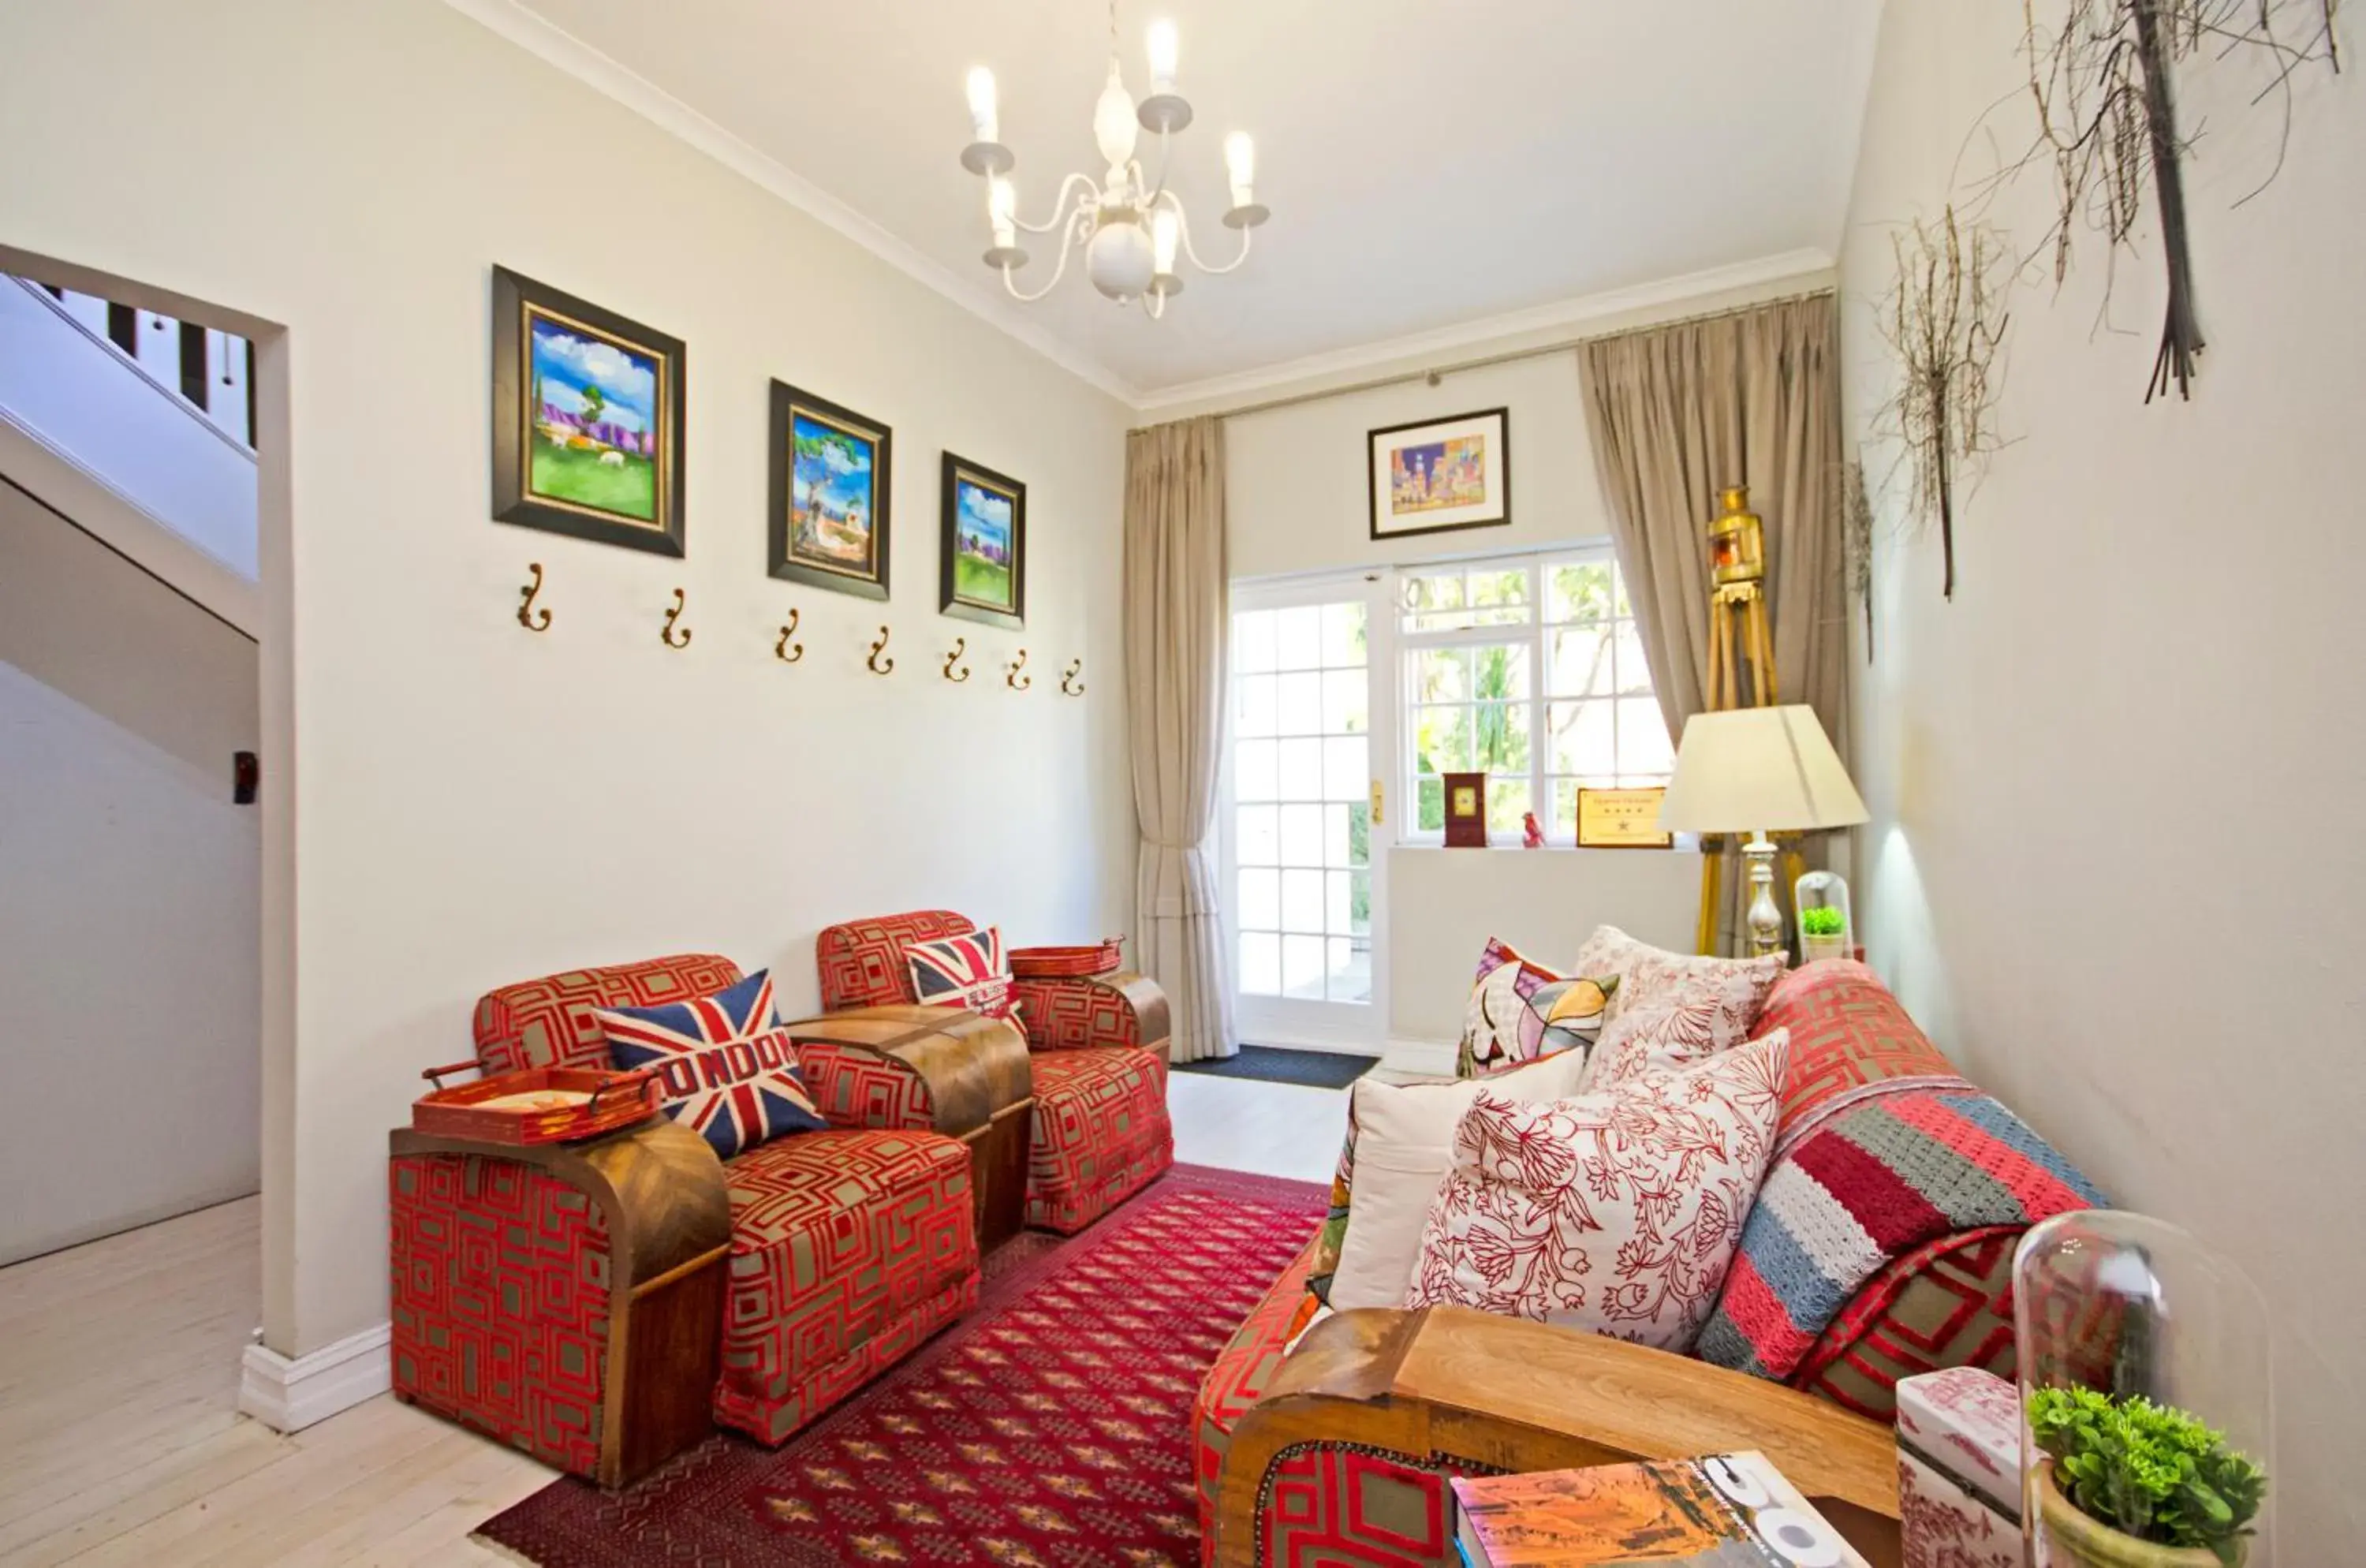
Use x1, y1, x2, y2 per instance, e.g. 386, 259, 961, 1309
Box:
1226, 576, 1390, 1052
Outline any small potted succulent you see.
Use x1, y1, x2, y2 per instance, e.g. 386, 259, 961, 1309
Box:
2028, 1386, 2266, 1568
1797, 903, 1849, 962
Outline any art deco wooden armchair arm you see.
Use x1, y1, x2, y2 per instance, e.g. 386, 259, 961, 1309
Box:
388, 1116, 732, 1486
786, 1002, 1037, 1249
1213, 1306, 1903, 1568
1007, 971, 1171, 1061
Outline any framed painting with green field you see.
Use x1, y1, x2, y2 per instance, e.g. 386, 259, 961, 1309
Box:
768, 382, 890, 599
939, 453, 1025, 632
491, 266, 686, 557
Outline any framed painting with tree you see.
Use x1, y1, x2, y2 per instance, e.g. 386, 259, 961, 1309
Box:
490, 266, 687, 557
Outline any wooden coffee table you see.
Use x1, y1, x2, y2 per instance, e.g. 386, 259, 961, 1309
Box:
1213, 1305, 1902, 1568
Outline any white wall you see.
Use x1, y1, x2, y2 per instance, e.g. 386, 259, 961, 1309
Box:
1225, 354, 1708, 1051
0, 481, 261, 1265
0, 0, 1134, 1357
1227, 353, 1608, 581
1387, 845, 1701, 1053
1842, 3, 2363, 1551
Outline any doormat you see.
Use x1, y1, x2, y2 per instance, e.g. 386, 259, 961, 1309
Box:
474, 1163, 1326, 1567
1174, 1043, 1378, 1089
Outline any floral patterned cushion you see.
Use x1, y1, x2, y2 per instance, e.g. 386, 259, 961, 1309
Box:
1402, 1029, 1790, 1353
1581, 997, 1748, 1089
1573, 924, 1785, 1033
1455, 937, 1619, 1079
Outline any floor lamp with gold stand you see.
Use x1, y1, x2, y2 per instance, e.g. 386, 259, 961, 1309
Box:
1694, 486, 1785, 955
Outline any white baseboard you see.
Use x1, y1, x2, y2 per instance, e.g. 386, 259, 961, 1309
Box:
1383, 1037, 1457, 1078
238, 1320, 391, 1432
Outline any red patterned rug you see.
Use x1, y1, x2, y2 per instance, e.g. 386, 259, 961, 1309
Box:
475, 1163, 1325, 1566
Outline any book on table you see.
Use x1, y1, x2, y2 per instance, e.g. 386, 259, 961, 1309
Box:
1450, 1450, 1868, 1566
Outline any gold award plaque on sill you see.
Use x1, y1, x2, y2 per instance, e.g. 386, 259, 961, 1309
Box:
1577, 786, 1673, 849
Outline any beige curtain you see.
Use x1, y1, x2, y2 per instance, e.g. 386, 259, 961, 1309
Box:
1579, 294, 1848, 951
1124, 416, 1237, 1062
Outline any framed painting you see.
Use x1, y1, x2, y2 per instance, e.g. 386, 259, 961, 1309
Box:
491, 266, 686, 556
768, 382, 890, 599
1368, 406, 1511, 541
939, 452, 1026, 631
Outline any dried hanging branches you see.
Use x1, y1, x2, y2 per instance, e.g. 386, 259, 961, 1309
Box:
2019, 0, 2341, 401
1874, 207, 2012, 600
1843, 459, 1875, 659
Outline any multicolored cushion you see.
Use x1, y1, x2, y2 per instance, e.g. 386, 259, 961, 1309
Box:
904, 925, 1016, 1021
594, 969, 827, 1161
1455, 937, 1618, 1078
1403, 1030, 1791, 1352
1573, 924, 1785, 1035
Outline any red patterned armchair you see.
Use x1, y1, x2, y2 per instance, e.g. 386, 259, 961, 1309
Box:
1191, 961, 2083, 1567
390, 952, 1018, 1484
815, 911, 1175, 1234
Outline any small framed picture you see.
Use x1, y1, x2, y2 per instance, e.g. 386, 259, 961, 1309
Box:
939, 453, 1025, 631
769, 383, 890, 599
491, 266, 686, 557
1368, 407, 1510, 541
1443, 771, 1488, 848
1577, 786, 1674, 849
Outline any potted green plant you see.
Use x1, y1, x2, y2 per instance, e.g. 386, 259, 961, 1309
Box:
2028, 1386, 2266, 1568
1797, 904, 1849, 962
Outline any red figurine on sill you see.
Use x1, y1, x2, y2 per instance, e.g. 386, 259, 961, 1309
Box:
1521, 811, 1545, 849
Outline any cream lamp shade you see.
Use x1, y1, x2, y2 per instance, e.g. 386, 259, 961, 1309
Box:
1656, 705, 1868, 835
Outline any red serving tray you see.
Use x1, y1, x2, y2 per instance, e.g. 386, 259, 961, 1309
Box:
411, 1062, 661, 1145
1008, 938, 1125, 979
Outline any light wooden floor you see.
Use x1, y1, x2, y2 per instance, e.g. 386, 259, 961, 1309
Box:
0, 1070, 1347, 1566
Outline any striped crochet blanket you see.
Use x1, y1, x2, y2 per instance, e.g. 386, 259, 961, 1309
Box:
1696, 1087, 2106, 1382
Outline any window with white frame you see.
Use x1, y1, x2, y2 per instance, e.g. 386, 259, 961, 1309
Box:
1401, 551, 1672, 844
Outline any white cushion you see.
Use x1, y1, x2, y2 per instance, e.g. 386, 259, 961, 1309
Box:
1326, 1049, 1593, 1312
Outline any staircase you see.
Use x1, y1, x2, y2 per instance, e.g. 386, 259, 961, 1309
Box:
0, 274, 259, 611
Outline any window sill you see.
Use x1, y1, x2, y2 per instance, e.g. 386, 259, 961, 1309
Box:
1392, 838, 1703, 854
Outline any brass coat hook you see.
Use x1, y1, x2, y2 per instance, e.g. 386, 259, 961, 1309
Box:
1060, 657, 1084, 696
517, 563, 552, 632
775, 608, 804, 663
660, 587, 692, 648
943, 637, 970, 682
867, 624, 895, 674
1006, 648, 1032, 691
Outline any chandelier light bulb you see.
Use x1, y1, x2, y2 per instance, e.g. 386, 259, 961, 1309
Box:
1092, 61, 1140, 173
988, 176, 1017, 246
1152, 207, 1179, 275
1224, 132, 1256, 207
966, 66, 999, 144
1147, 20, 1178, 95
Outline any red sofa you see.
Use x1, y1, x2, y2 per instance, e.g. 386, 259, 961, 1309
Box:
390, 953, 1006, 1479
1191, 960, 2081, 1566
816, 910, 1176, 1234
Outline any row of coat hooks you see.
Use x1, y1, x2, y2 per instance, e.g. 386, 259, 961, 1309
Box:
517, 563, 1084, 695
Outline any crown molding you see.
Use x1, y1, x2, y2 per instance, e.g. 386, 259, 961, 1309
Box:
440, 0, 1143, 405
1129, 248, 1838, 417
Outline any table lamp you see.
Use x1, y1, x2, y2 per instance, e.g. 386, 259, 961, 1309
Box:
1656, 705, 1868, 958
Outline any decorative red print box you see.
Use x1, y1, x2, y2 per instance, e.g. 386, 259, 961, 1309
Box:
1896, 1367, 2022, 1568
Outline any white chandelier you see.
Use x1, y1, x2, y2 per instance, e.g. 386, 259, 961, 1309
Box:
958, 6, 1267, 318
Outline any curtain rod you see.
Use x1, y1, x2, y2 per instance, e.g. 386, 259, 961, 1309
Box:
1130, 286, 1837, 431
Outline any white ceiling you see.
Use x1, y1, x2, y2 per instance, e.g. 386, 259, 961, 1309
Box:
472, 0, 1881, 406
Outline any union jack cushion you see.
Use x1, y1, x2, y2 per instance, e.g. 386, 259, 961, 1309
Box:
593, 969, 827, 1160
903, 926, 1017, 1021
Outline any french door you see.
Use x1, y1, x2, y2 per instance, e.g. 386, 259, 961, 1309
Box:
1223, 574, 1392, 1053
